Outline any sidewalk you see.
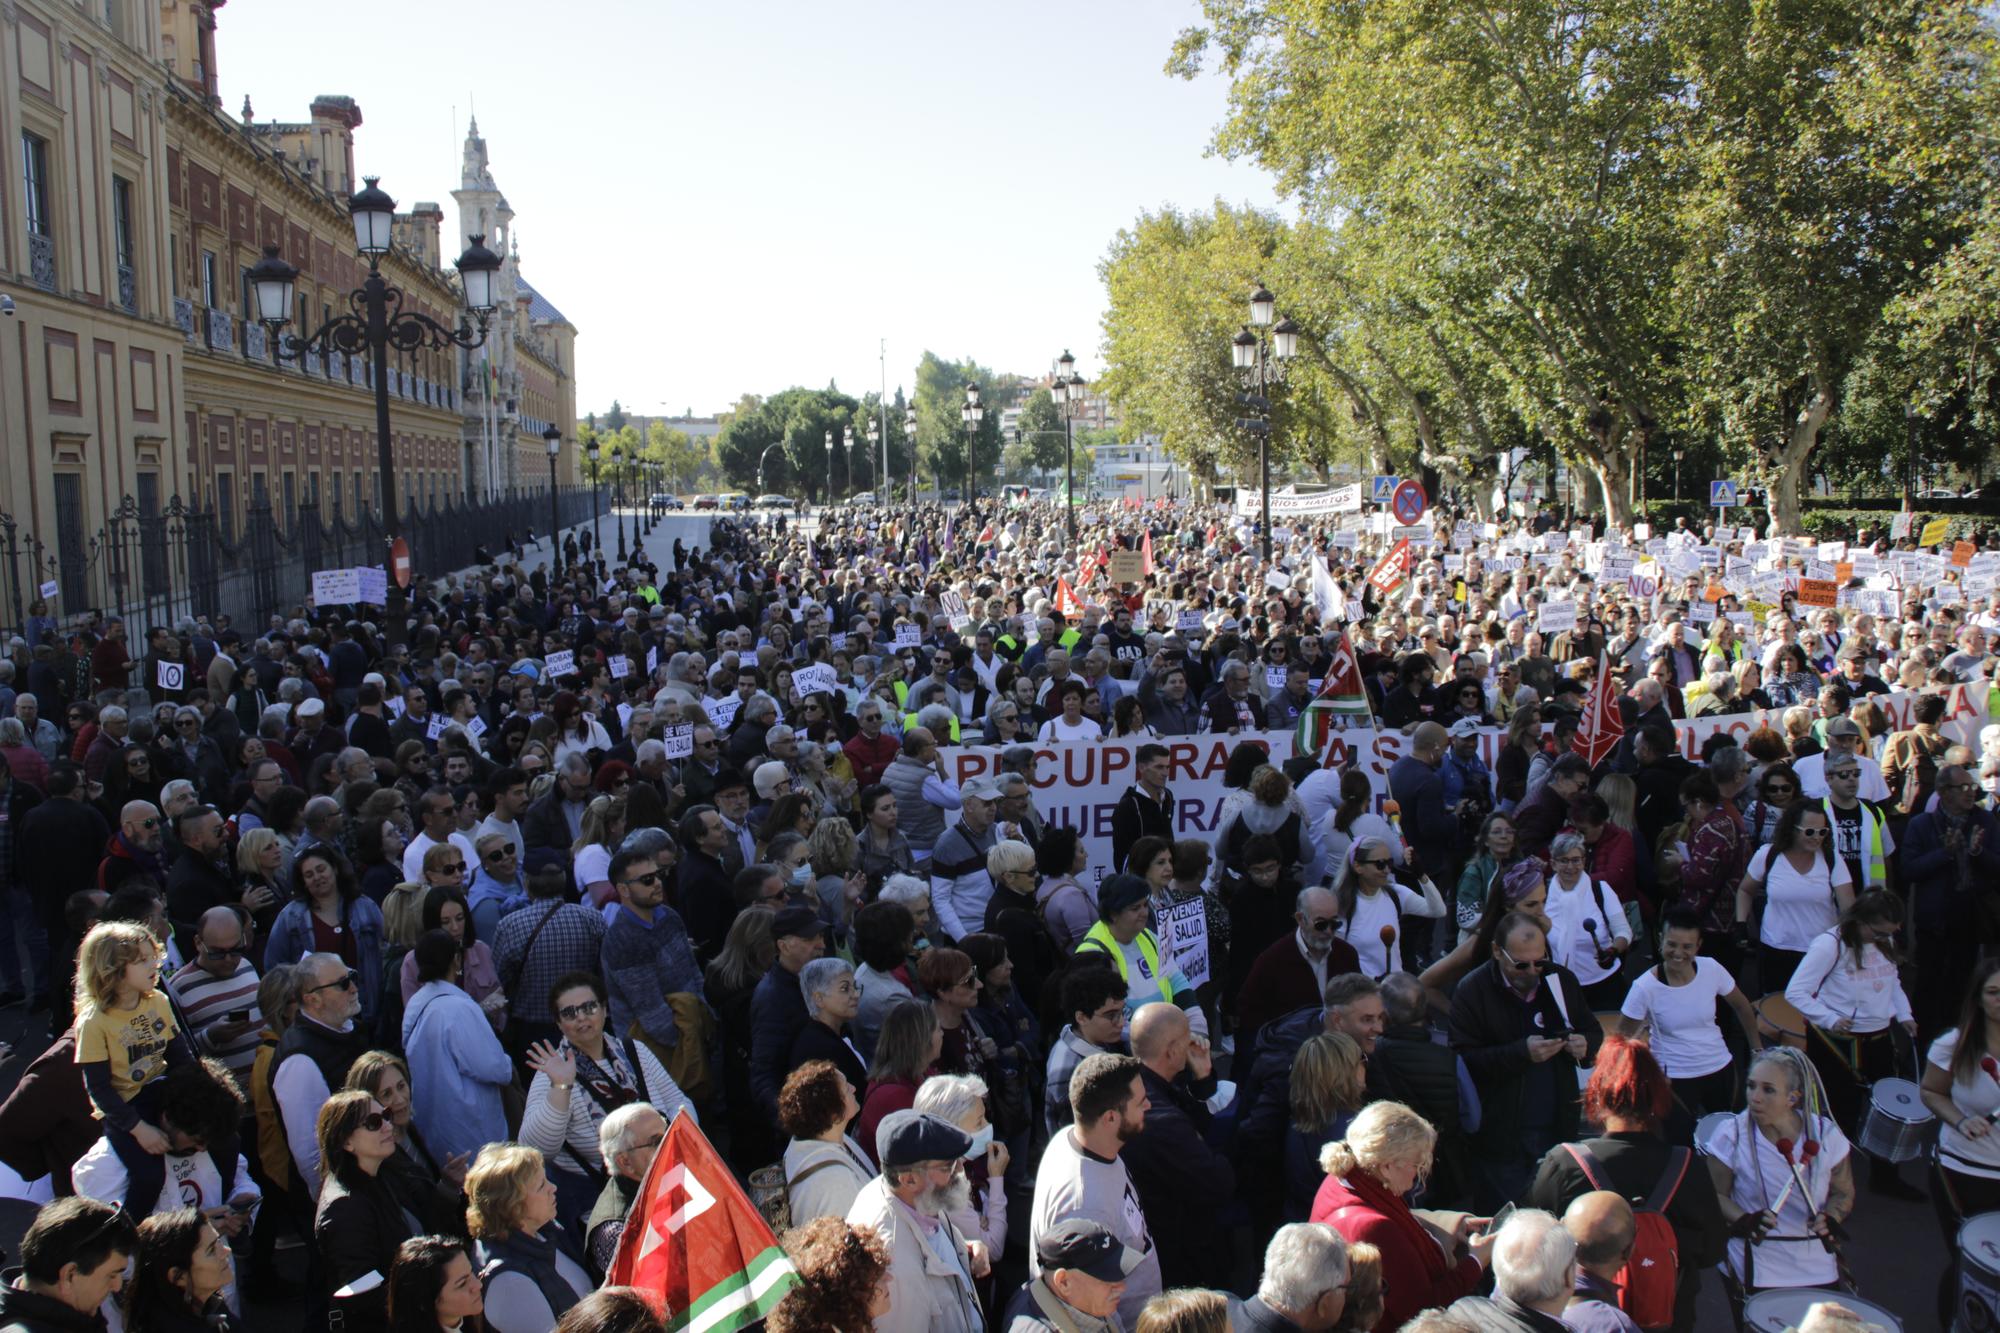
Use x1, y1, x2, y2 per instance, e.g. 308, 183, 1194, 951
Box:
433, 510, 716, 589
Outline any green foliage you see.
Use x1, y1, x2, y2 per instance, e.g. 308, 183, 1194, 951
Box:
1013, 388, 1068, 472
713, 386, 862, 502
912, 353, 1008, 496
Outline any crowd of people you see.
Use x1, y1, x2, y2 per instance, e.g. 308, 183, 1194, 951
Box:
0, 491, 1984, 1332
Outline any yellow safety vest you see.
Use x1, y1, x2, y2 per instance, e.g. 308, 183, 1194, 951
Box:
902, 711, 960, 742
1075, 921, 1180, 1006
1822, 797, 1887, 888
1058, 628, 1084, 651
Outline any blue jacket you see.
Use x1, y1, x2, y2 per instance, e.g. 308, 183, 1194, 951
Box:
263, 895, 386, 1028
468, 869, 528, 944
1902, 806, 2000, 933
400, 980, 514, 1164
748, 963, 810, 1126
1388, 754, 1455, 881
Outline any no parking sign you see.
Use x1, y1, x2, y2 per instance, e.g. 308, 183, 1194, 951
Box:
1390, 479, 1428, 527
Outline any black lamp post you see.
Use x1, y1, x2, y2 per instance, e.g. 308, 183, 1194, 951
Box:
611, 444, 628, 561
905, 406, 918, 502
825, 428, 836, 507
586, 435, 602, 560
248, 176, 501, 639
1052, 349, 1086, 539
1673, 447, 1685, 503
959, 384, 983, 507
543, 424, 562, 563
864, 417, 878, 500
1229, 282, 1299, 563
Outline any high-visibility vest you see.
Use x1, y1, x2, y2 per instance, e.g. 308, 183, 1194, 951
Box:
1823, 797, 1887, 888
1075, 920, 1180, 1005
903, 711, 960, 742
1058, 628, 1084, 651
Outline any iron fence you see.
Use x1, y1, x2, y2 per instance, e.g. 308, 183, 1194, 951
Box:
0, 484, 597, 644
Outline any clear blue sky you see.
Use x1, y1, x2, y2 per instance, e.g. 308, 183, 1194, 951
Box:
214, 1, 1274, 418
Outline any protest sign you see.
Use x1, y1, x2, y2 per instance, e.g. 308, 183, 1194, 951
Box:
893, 625, 922, 650
1177, 609, 1206, 633
544, 649, 576, 679
311, 568, 361, 604
355, 566, 387, 606
1537, 601, 1577, 635
794, 663, 837, 696
707, 695, 743, 731
1107, 550, 1145, 583
662, 724, 695, 760
1796, 578, 1839, 609
608, 655, 631, 679
156, 660, 183, 692
1922, 517, 1951, 547
37, 579, 57, 600
1159, 897, 1211, 989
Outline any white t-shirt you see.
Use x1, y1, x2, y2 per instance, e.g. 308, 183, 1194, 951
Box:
1339, 883, 1426, 977
1621, 957, 1736, 1079
402, 829, 478, 885
1710, 1112, 1850, 1289
1930, 1030, 2000, 1179
1038, 715, 1101, 743
1543, 875, 1633, 986
574, 843, 614, 892
1747, 845, 1850, 953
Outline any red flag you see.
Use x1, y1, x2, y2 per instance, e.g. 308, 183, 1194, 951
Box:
606, 1114, 798, 1330
1054, 577, 1085, 618
1575, 652, 1625, 769
976, 523, 995, 545
1366, 540, 1414, 597
1141, 531, 1155, 576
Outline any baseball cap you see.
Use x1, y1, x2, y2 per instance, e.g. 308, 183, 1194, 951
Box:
770, 905, 823, 941
1035, 1218, 1145, 1284
1097, 873, 1149, 916
1448, 716, 1480, 739
1825, 717, 1862, 738
877, 1113, 973, 1169
962, 776, 1004, 802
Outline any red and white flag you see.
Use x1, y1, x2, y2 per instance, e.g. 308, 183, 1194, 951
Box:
606, 1114, 797, 1331
1575, 652, 1625, 769
1366, 540, 1414, 597
1054, 577, 1086, 618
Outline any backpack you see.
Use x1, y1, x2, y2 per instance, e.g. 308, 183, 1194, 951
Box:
1892, 729, 1947, 817
1561, 1142, 1690, 1331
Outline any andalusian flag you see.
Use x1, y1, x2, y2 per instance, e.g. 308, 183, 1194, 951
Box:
1295, 631, 1373, 766
607, 1114, 798, 1331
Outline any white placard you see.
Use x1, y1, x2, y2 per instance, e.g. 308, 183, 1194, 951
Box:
466, 715, 487, 738
1265, 667, 1288, 691
608, 655, 631, 680
1177, 610, 1206, 633
616, 702, 634, 729
646, 647, 660, 674
311, 568, 361, 604
156, 660, 184, 692
1690, 599, 1717, 625
1537, 601, 1578, 634
1159, 896, 1211, 990
940, 590, 968, 619
544, 649, 576, 679
707, 694, 743, 731
425, 714, 447, 741
37, 579, 57, 600
662, 723, 694, 760
794, 663, 837, 696
1331, 530, 1359, 550
893, 625, 922, 650
355, 566, 387, 606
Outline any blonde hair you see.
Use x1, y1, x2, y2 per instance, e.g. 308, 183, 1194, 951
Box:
72, 921, 161, 1018
1290, 1033, 1366, 1134
986, 838, 1036, 880
572, 794, 627, 856
381, 882, 428, 949
464, 1142, 546, 1239
1595, 774, 1640, 834
1318, 1100, 1437, 1180
235, 826, 279, 877
1133, 1289, 1230, 1333
1341, 1241, 1385, 1331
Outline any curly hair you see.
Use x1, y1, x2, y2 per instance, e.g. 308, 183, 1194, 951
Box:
776, 1060, 850, 1140
1582, 1034, 1672, 1128
766, 1217, 889, 1333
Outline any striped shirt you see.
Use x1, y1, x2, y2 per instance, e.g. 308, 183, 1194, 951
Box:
167, 957, 263, 1081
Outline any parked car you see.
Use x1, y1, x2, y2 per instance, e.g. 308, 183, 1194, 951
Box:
850, 491, 877, 507
754, 494, 792, 511
692, 494, 720, 510
724, 494, 751, 511
649, 493, 685, 510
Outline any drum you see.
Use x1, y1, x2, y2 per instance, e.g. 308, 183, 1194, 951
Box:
1755, 993, 1809, 1050
1858, 1078, 1938, 1163
1958, 1211, 2000, 1333
1696, 1111, 1735, 1157
1743, 1288, 1902, 1332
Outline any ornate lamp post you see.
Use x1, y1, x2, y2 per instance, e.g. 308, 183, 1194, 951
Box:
586, 434, 602, 560
905, 406, 918, 501
959, 384, 984, 507
543, 424, 562, 562
610, 444, 629, 561
825, 428, 836, 507
864, 417, 878, 500
1229, 282, 1299, 563
248, 176, 500, 639
1052, 349, 1087, 539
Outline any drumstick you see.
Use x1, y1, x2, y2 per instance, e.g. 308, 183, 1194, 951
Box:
1767, 1138, 1801, 1216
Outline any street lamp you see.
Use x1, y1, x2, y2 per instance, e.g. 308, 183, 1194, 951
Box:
1228, 280, 1299, 563
248, 176, 501, 639
1673, 447, 1685, 503
862, 418, 876, 500
959, 384, 984, 506
825, 428, 836, 507
543, 424, 562, 563
610, 444, 628, 561
905, 406, 918, 502
843, 426, 856, 502
1052, 349, 1087, 539
586, 434, 601, 559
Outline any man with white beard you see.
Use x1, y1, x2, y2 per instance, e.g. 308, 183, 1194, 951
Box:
845, 1110, 986, 1332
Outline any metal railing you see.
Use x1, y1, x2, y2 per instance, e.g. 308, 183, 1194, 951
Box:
0, 483, 597, 644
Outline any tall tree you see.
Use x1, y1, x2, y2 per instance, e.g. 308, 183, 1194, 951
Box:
912, 353, 1006, 499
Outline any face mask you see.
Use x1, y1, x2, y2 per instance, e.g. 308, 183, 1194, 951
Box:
789, 863, 813, 889
961, 1125, 994, 1160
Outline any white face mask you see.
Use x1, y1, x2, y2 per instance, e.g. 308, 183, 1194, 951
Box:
961, 1125, 994, 1160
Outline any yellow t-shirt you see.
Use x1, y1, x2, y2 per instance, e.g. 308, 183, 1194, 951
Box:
74, 991, 177, 1110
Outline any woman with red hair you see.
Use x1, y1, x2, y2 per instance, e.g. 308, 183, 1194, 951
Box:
1525, 1035, 1730, 1333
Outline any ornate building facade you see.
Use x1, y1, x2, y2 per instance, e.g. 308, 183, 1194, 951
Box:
453, 118, 576, 498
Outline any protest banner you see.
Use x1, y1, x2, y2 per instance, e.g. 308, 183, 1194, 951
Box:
355, 566, 388, 606
793, 663, 837, 696
1158, 897, 1211, 989
543, 649, 576, 679
1537, 601, 1577, 635
1108, 550, 1145, 583
311, 568, 361, 604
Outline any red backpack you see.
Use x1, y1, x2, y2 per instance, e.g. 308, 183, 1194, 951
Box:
1561, 1142, 1691, 1331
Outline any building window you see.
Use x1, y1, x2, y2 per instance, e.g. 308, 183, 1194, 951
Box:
215, 470, 235, 543
112, 176, 136, 312
201, 251, 218, 307
281, 471, 295, 529
21, 132, 53, 291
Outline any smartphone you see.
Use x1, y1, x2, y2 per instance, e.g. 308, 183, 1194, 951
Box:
1487, 1202, 1517, 1232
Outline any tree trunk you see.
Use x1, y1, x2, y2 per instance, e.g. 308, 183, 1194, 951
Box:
1593, 451, 1635, 529
1765, 366, 1835, 537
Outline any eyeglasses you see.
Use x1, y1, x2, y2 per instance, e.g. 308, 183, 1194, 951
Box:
133, 817, 158, 829
1499, 947, 1548, 973
1763, 782, 1796, 795
620, 871, 662, 887
308, 970, 360, 994
557, 999, 603, 1022
201, 943, 247, 957
1308, 917, 1339, 933
1940, 782, 1977, 793
435, 862, 466, 875
357, 1111, 388, 1133
1358, 858, 1392, 869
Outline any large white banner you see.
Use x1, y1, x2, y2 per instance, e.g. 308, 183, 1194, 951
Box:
940, 684, 1993, 884
1232, 485, 1362, 518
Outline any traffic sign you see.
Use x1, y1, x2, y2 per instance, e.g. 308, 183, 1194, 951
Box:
1390, 479, 1429, 527
390, 537, 412, 589
1710, 480, 1739, 508
1370, 475, 1400, 504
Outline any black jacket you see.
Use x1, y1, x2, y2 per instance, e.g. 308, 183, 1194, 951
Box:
166, 853, 239, 960
747, 962, 810, 1126
522, 788, 578, 852
788, 1018, 866, 1092
1387, 754, 1455, 883
17, 797, 107, 926
675, 848, 735, 966
1525, 1129, 1728, 1300
1449, 959, 1601, 1158
1109, 784, 1173, 875
1121, 1063, 1235, 1289
0, 1271, 106, 1332
315, 1167, 414, 1325
1369, 1023, 1475, 1209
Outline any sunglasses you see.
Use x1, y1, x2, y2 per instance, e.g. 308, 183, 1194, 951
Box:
436, 862, 466, 875
1499, 946, 1548, 973
620, 871, 661, 887
1763, 782, 1796, 794
308, 970, 360, 994
134, 817, 158, 829
357, 1111, 388, 1133
557, 999, 603, 1022
1308, 917, 1339, 933
1357, 858, 1392, 869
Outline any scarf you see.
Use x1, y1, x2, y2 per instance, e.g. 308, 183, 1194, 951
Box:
1338, 1167, 1452, 1286
480, 1224, 581, 1321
